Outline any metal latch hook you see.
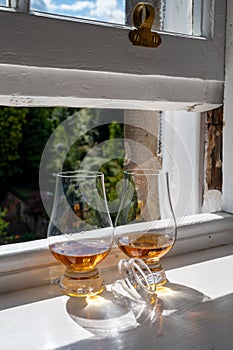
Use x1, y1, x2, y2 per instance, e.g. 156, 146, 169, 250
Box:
129, 2, 161, 48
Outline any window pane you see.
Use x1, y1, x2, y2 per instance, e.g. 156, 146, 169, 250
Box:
162, 0, 195, 35
30, 0, 207, 37
127, 0, 206, 37
31, 0, 126, 25
0, 0, 7, 6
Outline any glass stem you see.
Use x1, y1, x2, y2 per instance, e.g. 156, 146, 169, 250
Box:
145, 259, 167, 286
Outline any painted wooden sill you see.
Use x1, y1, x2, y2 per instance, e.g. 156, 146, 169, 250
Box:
0, 64, 223, 112
0, 243, 233, 350
0, 211, 233, 294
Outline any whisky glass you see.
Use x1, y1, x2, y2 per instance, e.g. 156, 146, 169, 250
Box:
47, 170, 114, 297
115, 169, 176, 286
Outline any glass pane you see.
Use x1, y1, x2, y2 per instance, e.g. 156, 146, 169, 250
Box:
127, 0, 204, 36
162, 0, 203, 36
31, 0, 205, 37
31, 0, 126, 25
0, 0, 8, 6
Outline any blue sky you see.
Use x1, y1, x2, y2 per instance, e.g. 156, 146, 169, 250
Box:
31, 0, 125, 24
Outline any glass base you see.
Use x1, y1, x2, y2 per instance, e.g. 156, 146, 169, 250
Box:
59, 267, 104, 297
145, 259, 167, 287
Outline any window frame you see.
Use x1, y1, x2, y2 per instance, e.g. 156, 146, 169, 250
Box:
222, 0, 233, 214
0, 0, 226, 111
0, 0, 232, 294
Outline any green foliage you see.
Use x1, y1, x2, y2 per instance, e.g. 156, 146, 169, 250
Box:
19, 107, 75, 179
0, 208, 9, 233
100, 160, 123, 200
109, 121, 124, 139
101, 121, 124, 207
0, 107, 27, 179
20, 108, 54, 171
15, 231, 38, 243
0, 208, 10, 245
42, 109, 98, 176
58, 115, 125, 221
0, 106, 80, 184
0, 107, 125, 243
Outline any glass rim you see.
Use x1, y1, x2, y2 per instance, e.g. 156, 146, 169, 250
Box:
123, 168, 168, 176
56, 170, 104, 178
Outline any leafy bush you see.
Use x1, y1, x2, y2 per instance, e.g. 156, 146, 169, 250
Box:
0, 208, 10, 245
0, 107, 27, 179
0, 107, 125, 243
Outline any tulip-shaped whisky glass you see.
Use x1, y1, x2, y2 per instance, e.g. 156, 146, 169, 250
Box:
115, 169, 176, 286
47, 171, 114, 296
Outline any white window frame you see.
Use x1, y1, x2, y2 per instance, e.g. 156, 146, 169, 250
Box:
160, 1, 206, 218
0, 0, 225, 111
0, 0, 233, 294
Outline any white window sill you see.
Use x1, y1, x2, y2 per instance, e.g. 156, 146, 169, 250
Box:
0, 211, 233, 295
0, 63, 223, 112
0, 242, 233, 350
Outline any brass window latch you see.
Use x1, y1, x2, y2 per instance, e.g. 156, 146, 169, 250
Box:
129, 2, 161, 48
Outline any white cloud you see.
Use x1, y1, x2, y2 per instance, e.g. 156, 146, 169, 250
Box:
90, 0, 125, 23
43, 0, 59, 11
60, 1, 95, 12
34, 0, 125, 24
